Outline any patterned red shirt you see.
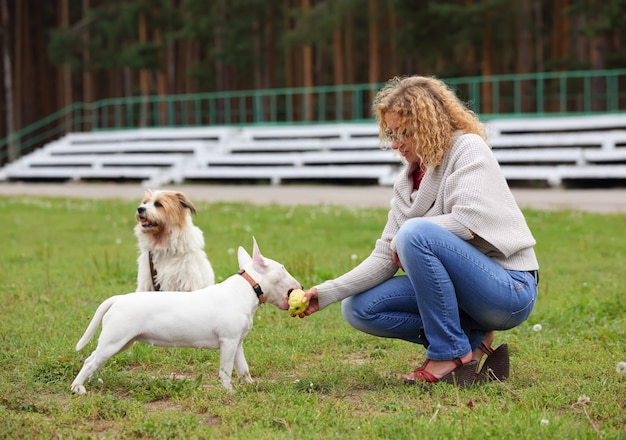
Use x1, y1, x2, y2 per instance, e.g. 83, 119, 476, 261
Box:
413, 165, 425, 189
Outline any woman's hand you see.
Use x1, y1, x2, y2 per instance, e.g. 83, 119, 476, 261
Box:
294, 287, 319, 318
392, 251, 403, 270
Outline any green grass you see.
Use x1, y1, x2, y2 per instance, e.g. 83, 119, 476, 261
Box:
0, 194, 625, 439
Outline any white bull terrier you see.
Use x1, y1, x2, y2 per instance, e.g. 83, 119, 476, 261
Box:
71, 238, 301, 394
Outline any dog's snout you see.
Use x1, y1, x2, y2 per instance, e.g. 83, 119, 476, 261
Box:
137, 206, 146, 215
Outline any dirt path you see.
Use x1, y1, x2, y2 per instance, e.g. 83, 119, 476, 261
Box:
0, 182, 625, 213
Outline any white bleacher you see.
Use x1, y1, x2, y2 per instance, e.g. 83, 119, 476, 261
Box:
0, 127, 237, 186
487, 114, 626, 186
1, 115, 625, 187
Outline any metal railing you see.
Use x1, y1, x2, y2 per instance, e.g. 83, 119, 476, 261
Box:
2, 69, 625, 165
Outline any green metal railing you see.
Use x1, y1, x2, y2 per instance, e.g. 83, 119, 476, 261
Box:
1, 69, 625, 165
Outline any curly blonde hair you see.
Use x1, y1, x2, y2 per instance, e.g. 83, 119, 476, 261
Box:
373, 75, 487, 169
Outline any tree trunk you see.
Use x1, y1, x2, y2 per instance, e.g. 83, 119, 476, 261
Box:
533, 0, 544, 72
333, 26, 344, 120
515, 0, 532, 74
167, 40, 175, 94
154, 27, 167, 125
264, 6, 276, 89
252, 17, 262, 123
59, 0, 72, 131
13, 0, 22, 134
589, 0, 607, 111
516, 0, 533, 112
551, 0, 569, 66
462, 0, 477, 74
590, 35, 607, 111
302, 0, 313, 121
1, 0, 14, 161
34, 3, 54, 127
214, 1, 228, 94
253, 18, 261, 91
387, 10, 399, 79
368, 0, 380, 103
260, 7, 276, 122
284, 0, 294, 89
481, 13, 494, 113
123, 68, 132, 104
332, 28, 343, 86
344, 10, 354, 87
83, 0, 93, 131
139, 12, 150, 126
185, 40, 197, 95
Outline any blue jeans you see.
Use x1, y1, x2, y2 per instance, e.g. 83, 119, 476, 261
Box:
341, 219, 538, 361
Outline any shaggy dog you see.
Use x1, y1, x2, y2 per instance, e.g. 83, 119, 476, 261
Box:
135, 189, 215, 291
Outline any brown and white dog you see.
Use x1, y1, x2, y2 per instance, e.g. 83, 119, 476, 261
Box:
134, 189, 215, 292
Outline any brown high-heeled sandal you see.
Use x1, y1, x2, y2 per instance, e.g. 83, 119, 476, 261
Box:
474, 343, 509, 385
404, 358, 478, 388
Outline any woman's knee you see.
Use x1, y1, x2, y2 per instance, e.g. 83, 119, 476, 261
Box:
396, 218, 440, 253
341, 297, 371, 332
341, 295, 369, 322
341, 296, 355, 320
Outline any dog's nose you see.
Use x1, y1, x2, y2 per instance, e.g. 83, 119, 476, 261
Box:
137, 206, 146, 214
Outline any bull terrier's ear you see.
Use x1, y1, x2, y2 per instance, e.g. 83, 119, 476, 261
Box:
252, 237, 268, 270
237, 246, 252, 268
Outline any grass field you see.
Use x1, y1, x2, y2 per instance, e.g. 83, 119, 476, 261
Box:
0, 194, 624, 439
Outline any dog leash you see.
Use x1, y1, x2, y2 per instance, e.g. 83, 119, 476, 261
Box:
237, 269, 265, 304
149, 252, 161, 291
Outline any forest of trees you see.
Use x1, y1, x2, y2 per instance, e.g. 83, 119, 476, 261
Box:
1, 0, 625, 142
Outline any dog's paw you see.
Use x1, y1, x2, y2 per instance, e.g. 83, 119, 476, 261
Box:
222, 384, 235, 394
71, 384, 87, 395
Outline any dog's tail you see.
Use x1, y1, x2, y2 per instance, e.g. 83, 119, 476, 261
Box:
75, 296, 117, 351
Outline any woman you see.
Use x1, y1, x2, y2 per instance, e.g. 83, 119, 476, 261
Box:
298, 75, 539, 387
